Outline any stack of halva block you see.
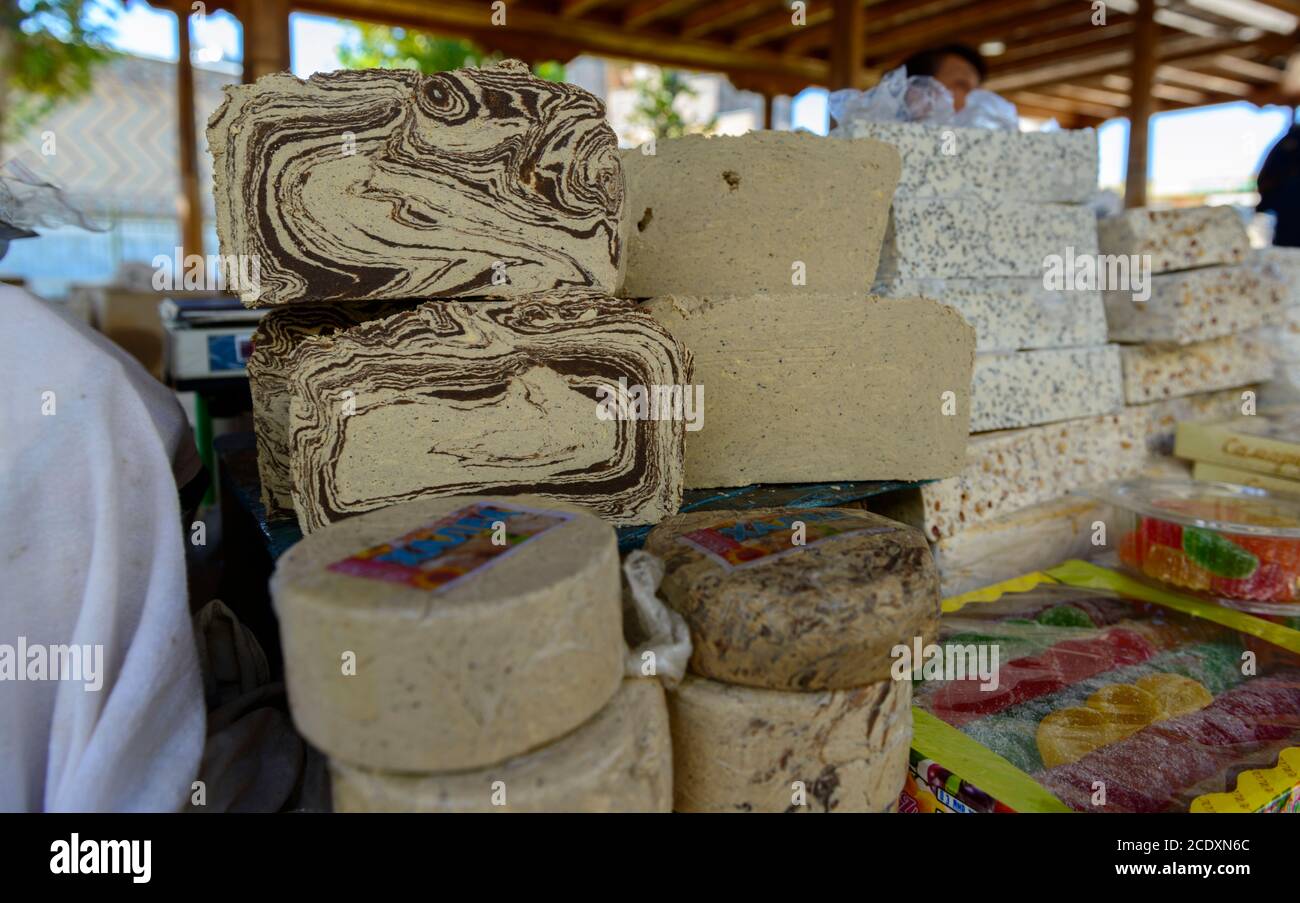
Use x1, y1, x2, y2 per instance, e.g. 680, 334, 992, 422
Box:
643, 507, 938, 812
214, 61, 691, 532
850, 123, 1138, 595
272, 496, 674, 812
1100, 206, 1280, 476
216, 61, 958, 812
618, 131, 976, 487
207, 61, 692, 810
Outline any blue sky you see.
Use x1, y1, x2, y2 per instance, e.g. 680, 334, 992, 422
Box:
95, 0, 1295, 196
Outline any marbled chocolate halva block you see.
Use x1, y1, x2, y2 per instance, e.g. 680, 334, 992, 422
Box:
286, 291, 691, 532
877, 198, 1098, 280
1104, 264, 1285, 345
970, 345, 1124, 432
882, 413, 1144, 543
208, 61, 623, 308
619, 132, 900, 297
249, 301, 406, 518
876, 276, 1107, 352
1098, 206, 1248, 275
643, 507, 939, 690
1120, 333, 1273, 404
642, 293, 975, 488
843, 121, 1097, 202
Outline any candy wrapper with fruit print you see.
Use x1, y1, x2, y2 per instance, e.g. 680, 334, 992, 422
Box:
901, 564, 1300, 813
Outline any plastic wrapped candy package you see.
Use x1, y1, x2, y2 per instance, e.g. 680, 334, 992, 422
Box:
829, 65, 1018, 132
1087, 479, 1300, 616
903, 564, 1300, 813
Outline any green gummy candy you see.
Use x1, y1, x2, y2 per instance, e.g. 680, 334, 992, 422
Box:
1182, 527, 1258, 579
1035, 605, 1093, 628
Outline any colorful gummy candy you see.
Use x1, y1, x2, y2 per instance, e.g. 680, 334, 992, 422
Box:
1120, 513, 1300, 604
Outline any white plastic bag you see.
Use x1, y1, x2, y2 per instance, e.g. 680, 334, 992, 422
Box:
620, 550, 692, 688
829, 64, 1018, 132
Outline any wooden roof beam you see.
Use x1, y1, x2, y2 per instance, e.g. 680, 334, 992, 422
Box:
1210, 53, 1285, 81
623, 0, 698, 29
734, 2, 833, 49
297, 0, 829, 89
559, 0, 610, 17
679, 0, 775, 39
1156, 64, 1253, 95
862, 0, 1068, 59
1011, 89, 1121, 119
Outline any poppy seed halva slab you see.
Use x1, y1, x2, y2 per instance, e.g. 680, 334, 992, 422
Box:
285, 291, 691, 532
208, 60, 624, 307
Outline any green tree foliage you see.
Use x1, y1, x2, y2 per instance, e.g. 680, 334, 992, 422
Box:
630, 68, 715, 141
3, 0, 118, 143
337, 23, 563, 82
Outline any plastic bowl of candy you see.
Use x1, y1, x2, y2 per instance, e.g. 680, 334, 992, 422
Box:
1086, 479, 1300, 616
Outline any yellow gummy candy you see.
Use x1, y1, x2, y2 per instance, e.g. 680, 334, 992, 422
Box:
1085, 683, 1162, 741
1135, 673, 1214, 719
1036, 706, 1111, 769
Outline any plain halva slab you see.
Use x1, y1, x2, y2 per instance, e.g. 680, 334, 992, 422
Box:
208, 61, 624, 307
642, 293, 975, 487
1104, 264, 1285, 345
248, 301, 406, 517
270, 495, 623, 772
330, 679, 672, 812
876, 276, 1108, 352
877, 198, 1098, 280
1097, 206, 1249, 275
619, 132, 900, 297
1119, 332, 1274, 404
669, 675, 911, 813
843, 121, 1097, 202
933, 496, 1115, 598
877, 413, 1144, 543
287, 291, 691, 532
970, 345, 1124, 432
642, 507, 939, 690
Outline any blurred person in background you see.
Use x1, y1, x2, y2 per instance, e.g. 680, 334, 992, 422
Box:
1257, 120, 1300, 247
903, 43, 987, 113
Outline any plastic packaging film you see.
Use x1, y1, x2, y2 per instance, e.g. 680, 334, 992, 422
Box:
906, 563, 1300, 813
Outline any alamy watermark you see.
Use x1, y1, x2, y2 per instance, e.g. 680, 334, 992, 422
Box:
1043, 246, 1151, 302
0, 637, 103, 691
152, 247, 261, 299
891, 636, 1000, 691
596, 376, 704, 432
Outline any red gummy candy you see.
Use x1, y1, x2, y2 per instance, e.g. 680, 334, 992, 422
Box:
1233, 535, 1300, 574
1140, 517, 1183, 551
1119, 531, 1141, 567
1211, 562, 1297, 603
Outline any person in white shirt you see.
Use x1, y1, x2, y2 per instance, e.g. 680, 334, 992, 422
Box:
0, 283, 206, 811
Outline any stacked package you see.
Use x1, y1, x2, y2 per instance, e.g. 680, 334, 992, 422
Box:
1254, 246, 1300, 403
213, 61, 690, 532
271, 497, 673, 812
854, 122, 1121, 434
852, 124, 1132, 595
619, 132, 976, 488
643, 507, 938, 811
1099, 206, 1274, 476
1174, 408, 1300, 496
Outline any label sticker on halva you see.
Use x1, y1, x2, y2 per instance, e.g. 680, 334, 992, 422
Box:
328, 503, 573, 592
678, 510, 893, 571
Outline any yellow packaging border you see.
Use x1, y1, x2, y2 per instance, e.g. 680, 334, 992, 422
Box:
914, 560, 1300, 813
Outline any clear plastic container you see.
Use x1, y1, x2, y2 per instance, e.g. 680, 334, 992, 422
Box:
1086, 479, 1300, 616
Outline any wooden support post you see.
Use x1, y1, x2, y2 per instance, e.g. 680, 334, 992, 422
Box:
762, 92, 774, 130
1125, 0, 1157, 208
829, 0, 864, 91
176, 9, 203, 261
242, 0, 292, 84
